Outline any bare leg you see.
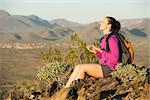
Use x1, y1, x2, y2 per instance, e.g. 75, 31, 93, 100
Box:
65, 65, 84, 88
65, 64, 104, 88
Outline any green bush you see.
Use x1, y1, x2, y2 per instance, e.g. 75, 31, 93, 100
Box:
36, 62, 73, 84
41, 48, 63, 63
111, 63, 147, 95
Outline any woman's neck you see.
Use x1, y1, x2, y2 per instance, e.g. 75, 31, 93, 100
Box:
103, 30, 111, 35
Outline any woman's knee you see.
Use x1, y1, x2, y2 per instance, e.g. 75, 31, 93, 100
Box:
74, 65, 85, 79
75, 64, 81, 70
74, 64, 85, 72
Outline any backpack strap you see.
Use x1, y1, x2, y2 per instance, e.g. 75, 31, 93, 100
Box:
106, 33, 114, 52
99, 34, 104, 43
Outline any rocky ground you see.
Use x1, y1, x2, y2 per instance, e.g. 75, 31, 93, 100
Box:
7, 63, 150, 100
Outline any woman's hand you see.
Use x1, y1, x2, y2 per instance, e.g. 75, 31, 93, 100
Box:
86, 45, 102, 54
86, 45, 95, 53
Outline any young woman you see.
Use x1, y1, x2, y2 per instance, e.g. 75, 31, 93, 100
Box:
65, 16, 121, 88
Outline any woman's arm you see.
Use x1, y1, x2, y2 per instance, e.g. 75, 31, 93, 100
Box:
102, 36, 119, 67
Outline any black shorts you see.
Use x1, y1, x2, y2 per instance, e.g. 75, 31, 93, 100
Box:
101, 65, 112, 78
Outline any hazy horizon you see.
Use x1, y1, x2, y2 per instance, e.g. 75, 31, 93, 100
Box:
0, 0, 149, 23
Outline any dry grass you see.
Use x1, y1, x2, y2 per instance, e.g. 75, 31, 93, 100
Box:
0, 48, 45, 99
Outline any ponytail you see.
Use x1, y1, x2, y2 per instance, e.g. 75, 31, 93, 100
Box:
115, 21, 121, 33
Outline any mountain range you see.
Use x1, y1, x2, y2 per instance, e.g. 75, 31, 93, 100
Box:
0, 10, 74, 43
0, 9, 149, 43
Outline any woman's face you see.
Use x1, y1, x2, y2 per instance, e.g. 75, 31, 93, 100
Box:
100, 17, 111, 32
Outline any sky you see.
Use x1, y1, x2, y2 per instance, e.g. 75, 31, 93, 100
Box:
0, 0, 149, 23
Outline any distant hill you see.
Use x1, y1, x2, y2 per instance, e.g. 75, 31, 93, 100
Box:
0, 10, 51, 33
50, 18, 84, 31
0, 9, 11, 17
50, 22, 99, 45
120, 18, 150, 33
0, 10, 73, 43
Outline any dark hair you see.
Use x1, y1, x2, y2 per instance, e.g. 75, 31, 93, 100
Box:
115, 21, 121, 33
105, 16, 121, 33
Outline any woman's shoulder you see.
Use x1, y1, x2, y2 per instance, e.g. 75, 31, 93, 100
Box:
109, 34, 118, 42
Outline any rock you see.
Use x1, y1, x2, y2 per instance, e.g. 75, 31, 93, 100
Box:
50, 87, 70, 100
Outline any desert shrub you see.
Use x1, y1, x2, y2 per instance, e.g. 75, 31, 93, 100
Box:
111, 63, 147, 97
68, 33, 99, 65
36, 62, 73, 87
41, 33, 99, 66
41, 48, 63, 63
